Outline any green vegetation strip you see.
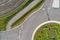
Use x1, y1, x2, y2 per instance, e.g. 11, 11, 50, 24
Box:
34, 23, 60, 40
0, 0, 33, 31
11, 0, 45, 28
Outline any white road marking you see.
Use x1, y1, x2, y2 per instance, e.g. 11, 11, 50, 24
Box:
52, 0, 59, 8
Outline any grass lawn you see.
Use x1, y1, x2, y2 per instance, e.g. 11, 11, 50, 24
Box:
34, 23, 60, 40
11, 0, 45, 28
0, 0, 45, 31
0, 0, 32, 31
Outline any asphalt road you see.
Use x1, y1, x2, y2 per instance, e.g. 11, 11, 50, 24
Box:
48, 4, 60, 21
20, 0, 60, 40
20, 0, 52, 40
0, 0, 60, 40
20, 8, 48, 40
44, 0, 60, 21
